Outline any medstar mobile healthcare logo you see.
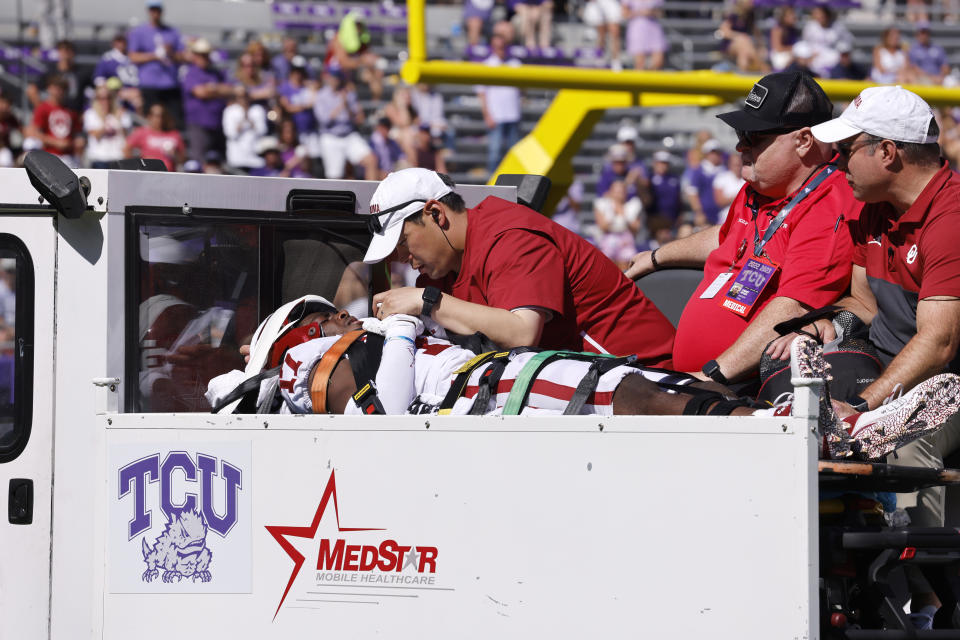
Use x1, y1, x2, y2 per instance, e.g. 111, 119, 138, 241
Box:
266, 469, 440, 619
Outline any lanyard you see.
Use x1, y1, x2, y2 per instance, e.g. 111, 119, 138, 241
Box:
751, 164, 836, 258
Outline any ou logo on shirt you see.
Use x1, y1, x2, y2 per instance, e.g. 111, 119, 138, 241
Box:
906, 244, 918, 265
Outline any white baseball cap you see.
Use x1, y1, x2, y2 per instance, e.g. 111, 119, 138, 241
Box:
617, 125, 639, 143
652, 150, 673, 163
811, 85, 938, 144
363, 168, 452, 264
702, 138, 723, 154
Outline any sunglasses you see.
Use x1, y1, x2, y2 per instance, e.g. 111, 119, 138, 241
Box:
835, 136, 902, 160
366, 199, 427, 235
734, 127, 800, 148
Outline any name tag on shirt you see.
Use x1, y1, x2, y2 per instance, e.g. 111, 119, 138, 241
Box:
700, 272, 734, 299
721, 256, 780, 317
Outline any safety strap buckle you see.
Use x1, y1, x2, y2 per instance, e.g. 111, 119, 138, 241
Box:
352, 381, 386, 415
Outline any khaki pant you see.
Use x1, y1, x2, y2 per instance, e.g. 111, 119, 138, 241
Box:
887, 411, 960, 527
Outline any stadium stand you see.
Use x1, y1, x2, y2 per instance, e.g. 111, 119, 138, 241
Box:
0, 0, 959, 251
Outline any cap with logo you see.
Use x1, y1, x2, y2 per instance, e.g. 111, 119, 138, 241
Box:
362, 168, 453, 264
717, 71, 834, 132
810, 85, 937, 144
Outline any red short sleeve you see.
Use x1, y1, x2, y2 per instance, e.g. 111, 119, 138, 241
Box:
775, 199, 855, 308
479, 229, 566, 315
919, 215, 960, 299
126, 128, 145, 148
31, 103, 46, 129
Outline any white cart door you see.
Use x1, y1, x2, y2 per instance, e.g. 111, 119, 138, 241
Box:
0, 214, 56, 640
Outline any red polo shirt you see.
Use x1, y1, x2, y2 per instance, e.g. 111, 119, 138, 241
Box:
418, 196, 676, 364
850, 163, 960, 362
673, 166, 860, 372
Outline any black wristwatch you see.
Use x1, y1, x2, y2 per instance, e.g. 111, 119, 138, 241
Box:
701, 359, 729, 385
849, 395, 870, 412
421, 286, 442, 318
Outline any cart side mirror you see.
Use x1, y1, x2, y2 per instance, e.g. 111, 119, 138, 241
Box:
494, 174, 552, 213
23, 150, 90, 219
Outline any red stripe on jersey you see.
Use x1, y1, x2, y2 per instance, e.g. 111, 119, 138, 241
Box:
460, 378, 613, 406
418, 342, 453, 356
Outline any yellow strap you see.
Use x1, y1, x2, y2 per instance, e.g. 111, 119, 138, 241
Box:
453, 351, 496, 374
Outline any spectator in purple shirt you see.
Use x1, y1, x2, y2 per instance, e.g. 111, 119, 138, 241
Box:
250, 136, 310, 178
681, 139, 723, 227
648, 150, 682, 222
278, 62, 321, 161
596, 142, 646, 201
370, 117, 404, 179
909, 23, 949, 85
94, 33, 137, 88
181, 38, 236, 163
828, 41, 868, 80
272, 37, 304, 82
127, 0, 185, 127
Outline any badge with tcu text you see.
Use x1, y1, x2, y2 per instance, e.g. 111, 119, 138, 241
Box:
109, 442, 252, 593
720, 256, 780, 317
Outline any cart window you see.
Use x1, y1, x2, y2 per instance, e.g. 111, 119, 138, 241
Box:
130, 213, 373, 413
0, 235, 33, 463
135, 224, 258, 412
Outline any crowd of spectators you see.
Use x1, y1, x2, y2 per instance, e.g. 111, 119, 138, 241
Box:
577, 124, 747, 268
710, 0, 958, 85
0, 0, 453, 180
3, 0, 960, 273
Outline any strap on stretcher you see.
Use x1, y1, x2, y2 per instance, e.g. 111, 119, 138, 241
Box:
563, 354, 638, 415
309, 330, 365, 414
438, 350, 511, 415
501, 350, 617, 416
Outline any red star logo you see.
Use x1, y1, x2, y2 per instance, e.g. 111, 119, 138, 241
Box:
265, 469, 383, 620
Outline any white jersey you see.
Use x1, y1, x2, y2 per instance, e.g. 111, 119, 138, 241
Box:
277, 335, 689, 416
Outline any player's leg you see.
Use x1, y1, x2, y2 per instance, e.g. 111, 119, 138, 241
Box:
611, 374, 755, 416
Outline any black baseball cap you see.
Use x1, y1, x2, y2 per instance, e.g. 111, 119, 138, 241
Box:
717, 71, 834, 132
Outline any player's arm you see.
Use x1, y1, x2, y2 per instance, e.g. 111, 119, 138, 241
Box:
855, 297, 960, 410
624, 223, 720, 279
373, 287, 545, 349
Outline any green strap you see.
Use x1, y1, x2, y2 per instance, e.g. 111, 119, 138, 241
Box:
501, 351, 616, 416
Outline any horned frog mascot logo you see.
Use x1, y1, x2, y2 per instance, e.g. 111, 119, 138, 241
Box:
141, 508, 213, 583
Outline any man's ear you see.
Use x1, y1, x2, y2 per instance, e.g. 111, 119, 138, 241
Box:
877, 139, 901, 170
424, 199, 446, 227
794, 127, 815, 156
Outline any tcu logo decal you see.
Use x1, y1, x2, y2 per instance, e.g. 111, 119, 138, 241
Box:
119, 452, 242, 540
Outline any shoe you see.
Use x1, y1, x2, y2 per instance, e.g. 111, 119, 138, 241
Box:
841, 374, 960, 460
789, 335, 855, 458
